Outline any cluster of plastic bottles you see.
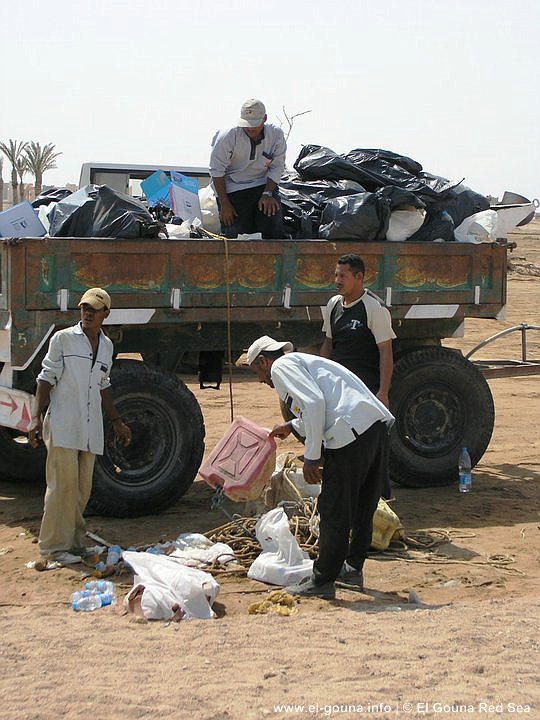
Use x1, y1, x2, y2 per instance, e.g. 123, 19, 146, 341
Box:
71, 580, 117, 612
95, 544, 128, 572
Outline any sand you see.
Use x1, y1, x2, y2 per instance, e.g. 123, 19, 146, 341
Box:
0, 224, 539, 720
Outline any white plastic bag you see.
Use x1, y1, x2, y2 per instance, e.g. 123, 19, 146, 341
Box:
198, 184, 221, 233
454, 210, 498, 243
247, 507, 313, 586
123, 551, 219, 620
386, 208, 426, 242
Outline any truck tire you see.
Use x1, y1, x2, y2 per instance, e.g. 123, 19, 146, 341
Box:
89, 360, 205, 517
0, 427, 46, 482
389, 347, 494, 488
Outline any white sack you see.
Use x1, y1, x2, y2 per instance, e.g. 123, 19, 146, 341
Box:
123, 551, 219, 620
386, 208, 426, 242
454, 210, 498, 243
247, 507, 313, 586
199, 184, 221, 234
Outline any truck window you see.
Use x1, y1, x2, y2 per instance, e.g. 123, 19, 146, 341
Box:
79, 163, 210, 196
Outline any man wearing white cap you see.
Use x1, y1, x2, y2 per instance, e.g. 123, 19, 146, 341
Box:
28, 288, 131, 567
247, 335, 394, 599
210, 98, 286, 239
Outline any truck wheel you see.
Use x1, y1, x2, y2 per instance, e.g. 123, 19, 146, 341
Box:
89, 360, 205, 517
0, 427, 46, 482
389, 347, 494, 488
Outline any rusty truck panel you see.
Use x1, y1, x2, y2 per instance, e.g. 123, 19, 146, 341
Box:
1, 237, 507, 370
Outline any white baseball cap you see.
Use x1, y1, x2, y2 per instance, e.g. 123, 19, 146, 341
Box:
238, 98, 266, 128
78, 287, 111, 310
246, 335, 293, 365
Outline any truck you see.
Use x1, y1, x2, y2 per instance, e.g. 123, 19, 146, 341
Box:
1, 221, 529, 517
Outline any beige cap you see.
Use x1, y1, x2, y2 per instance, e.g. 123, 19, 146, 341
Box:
78, 287, 111, 310
238, 98, 266, 128
246, 335, 293, 365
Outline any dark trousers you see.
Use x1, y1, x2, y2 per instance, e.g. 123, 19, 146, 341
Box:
313, 420, 387, 585
221, 185, 284, 239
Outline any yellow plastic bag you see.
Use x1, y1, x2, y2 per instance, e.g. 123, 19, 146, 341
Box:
371, 498, 403, 550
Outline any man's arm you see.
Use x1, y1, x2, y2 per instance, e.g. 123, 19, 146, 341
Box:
376, 340, 393, 409
212, 176, 237, 227
28, 380, 52, 447
320, 336, 333, 359
100, 388, 131, 446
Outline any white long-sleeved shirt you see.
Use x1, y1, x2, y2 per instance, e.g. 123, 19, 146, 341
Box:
270, 352, 394, 462
37, 323, 113, 454
209, 124, 286, 194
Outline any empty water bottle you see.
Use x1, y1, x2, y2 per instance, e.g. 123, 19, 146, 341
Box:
458, 447, 472, 493
106, 544, 122, 566
71, 590, 102, 612
85, 579, 115, 594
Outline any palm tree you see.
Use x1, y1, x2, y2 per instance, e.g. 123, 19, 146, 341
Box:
24, 141, 62, 197
0, 157, 4, 212
0, 139, 28, 206
16, 156, 29, 201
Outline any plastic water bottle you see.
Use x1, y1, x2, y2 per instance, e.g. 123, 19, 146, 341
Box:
106, 544, 122, 566
85, 579, 115, 594
458, 447, 472, 493
71, 590, 102, 612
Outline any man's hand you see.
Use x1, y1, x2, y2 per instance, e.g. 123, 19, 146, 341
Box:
303, 462, 321, 485
376, 389, 390, 409
219, 198, 237, 227
269, 423, 291, 440
113, 419, 132, 447
258, 195, 279, 217
28, 418, 43, 448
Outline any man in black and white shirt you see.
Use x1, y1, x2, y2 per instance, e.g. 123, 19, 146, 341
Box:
247, 335, 394, 599
320, 253, 395, 409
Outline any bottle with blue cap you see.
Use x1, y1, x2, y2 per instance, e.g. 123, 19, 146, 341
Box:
458, 447, 472, 493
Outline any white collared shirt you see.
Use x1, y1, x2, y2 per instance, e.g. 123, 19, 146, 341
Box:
270, 352, 394, 462
209, 124, 287, 194
37, 323, 113, 454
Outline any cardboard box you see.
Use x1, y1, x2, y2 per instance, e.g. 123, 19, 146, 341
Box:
169, 171, 202, 222
0, 201, 47, 237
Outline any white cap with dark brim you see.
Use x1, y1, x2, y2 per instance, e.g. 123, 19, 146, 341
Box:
247, 335, 293, 365
238, 98, 266, 128
78, 287, 111, 310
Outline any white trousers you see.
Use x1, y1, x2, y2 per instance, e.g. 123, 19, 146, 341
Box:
38, 416, 96, 558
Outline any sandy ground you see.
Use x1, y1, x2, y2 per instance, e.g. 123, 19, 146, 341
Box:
1, 224, 539, 720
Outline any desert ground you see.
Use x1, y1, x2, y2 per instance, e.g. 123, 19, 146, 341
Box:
1, 224, 539, 720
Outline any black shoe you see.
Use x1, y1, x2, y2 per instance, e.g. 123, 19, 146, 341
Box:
286, 575, 335, 599
335, 564, 364, 591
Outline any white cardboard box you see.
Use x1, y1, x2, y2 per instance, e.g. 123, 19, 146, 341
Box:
0, 201, 47, 237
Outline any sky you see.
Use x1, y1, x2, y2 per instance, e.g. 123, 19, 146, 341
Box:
1, 0, 539, 202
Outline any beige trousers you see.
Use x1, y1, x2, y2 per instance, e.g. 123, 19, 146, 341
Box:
38, 416, 96, 558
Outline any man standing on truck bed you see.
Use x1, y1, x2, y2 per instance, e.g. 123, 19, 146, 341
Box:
28, 288, 131, 567
210, 98, 286, 239
247, 335, 394, 599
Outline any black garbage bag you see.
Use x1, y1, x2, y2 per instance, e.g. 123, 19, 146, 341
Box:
48, 185, 160, 238
318, 192, 391, 241
420, 183, 490, 228
294, 145, 367, 184
376, 185, 426, 211
407, 210, 455, 242
279, 173, 366, 238
31, 187, 73, 208
345, 148, 423, 176
294, 145, 457, 197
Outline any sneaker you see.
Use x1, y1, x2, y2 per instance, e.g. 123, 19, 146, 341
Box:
285, 575, 335, 600
336, 563, 364, 591
52, 551, 83, 566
